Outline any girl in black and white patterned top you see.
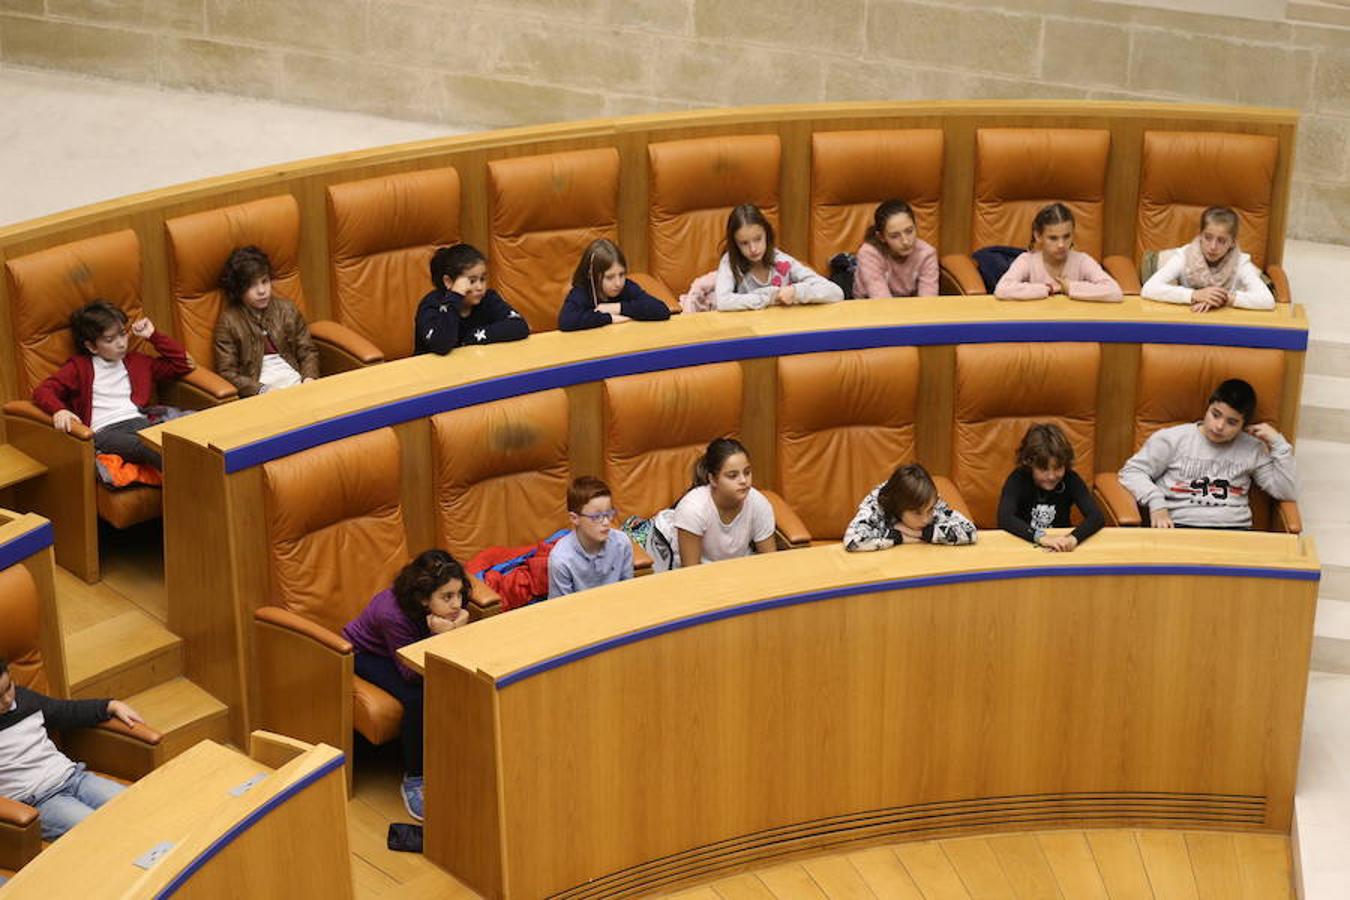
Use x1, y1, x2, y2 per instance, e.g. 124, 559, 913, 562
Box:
843, 463, 977, 551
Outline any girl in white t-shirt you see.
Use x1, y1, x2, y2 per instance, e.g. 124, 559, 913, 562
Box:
672, 438, 777, 566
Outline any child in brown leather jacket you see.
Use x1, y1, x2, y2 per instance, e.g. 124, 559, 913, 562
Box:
212, 246, 318, 397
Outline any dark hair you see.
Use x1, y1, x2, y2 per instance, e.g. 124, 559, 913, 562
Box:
1208, 378, 1257, 425
866, 199, 917, 256
877, 463, 937, 521
567, 475, 612, 515
723, 204, 776, 279
392, 550, 471, 625
430, 243, 487, 290
1015, 423, 1075, 471
0, 656, 8, 675
691, 437, 750, 491
571, 239, 627, 308
70, 300, 128, 354
1029, 202, 1075, 251
1200, 206, 1240, 238
219, 246, 273, 306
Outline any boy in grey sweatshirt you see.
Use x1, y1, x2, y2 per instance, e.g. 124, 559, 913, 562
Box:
1118, 378, 1297, 529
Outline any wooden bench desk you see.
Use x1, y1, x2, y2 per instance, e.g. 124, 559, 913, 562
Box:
402, 529, 1319, 899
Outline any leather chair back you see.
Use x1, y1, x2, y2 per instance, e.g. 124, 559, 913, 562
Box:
487, 148, 621, 333
809, 130, 943, 273
165, 195, 306, 370
603, 362, 743, 518
0, 564, 50, 694
5, 230, 144, 397
777, 347, 920, 540
1134, 344, 1285, 448
1136, 131, 1279, 271
952, 342, 1100, 527
431, 390, 570, 560
972, 129, 1110, 259
327, 167, 461, 360
262, 428, 409, 636
648, 135, 780, 297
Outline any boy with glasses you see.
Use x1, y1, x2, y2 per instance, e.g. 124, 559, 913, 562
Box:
548, 477, 634, 599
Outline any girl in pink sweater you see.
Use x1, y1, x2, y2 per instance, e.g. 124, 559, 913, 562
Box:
853, 199, 939, 298
994, 203, 1122, 303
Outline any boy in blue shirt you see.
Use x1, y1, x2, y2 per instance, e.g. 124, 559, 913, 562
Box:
548, 477, 634, 599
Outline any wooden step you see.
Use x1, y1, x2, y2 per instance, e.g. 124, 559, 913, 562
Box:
123, 677, 230, 763
64, 609, 182, 700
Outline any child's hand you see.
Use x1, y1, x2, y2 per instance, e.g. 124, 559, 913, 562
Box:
1040, 534, 1078, 552
1191, 287, 1227, 310
452, 607, 469, 628
609, 313, 632, 323
129, 317, 155, 339
450, 275, 473, 295
775, 284, 797, 306
427, 612, 465, 634
52, 410, 79, 432
1150, 508, 1174, 529
1056, 277, 1072, 296
1246, 422, 1283, 447
107, 699, 145, 728
896, 523, 925, 543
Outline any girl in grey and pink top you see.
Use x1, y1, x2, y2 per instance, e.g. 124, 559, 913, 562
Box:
853, 199, 939, 298
995, 202, 1122, 303
714, 204, 843, 311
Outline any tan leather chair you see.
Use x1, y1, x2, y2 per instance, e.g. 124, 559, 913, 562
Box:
777, 348, 970, 542
951, 342, 1100, 527
165, 194, 383, 384
327, 167, 462, 359
1094, 344, 1300, 532
647, 134, 781, 299
602, 361, 808, 547
431, 390, 572, 614
1103, 131, 1287, 299
488, 148, 674, 332
251, 428, 413, 794
942, 128, 1111, 294
808, 129, 944, 276
1, 230, 232, 582
0, 559, 161, 873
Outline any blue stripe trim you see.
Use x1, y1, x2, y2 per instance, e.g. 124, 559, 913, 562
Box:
153, 751, 346, 898
0, 521, 54, 570
494, 564, 1320, 689
222, 320, 1306, 472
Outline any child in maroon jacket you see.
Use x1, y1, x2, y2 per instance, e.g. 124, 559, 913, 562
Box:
32, 300, 192, 470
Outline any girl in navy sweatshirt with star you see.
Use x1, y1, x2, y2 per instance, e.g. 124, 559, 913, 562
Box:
558, 239, 671, 331
413, 244, 530, 355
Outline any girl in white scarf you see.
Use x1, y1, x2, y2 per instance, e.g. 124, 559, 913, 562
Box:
1141, 206, 1274, 312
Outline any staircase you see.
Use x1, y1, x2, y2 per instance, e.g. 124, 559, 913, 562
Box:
53, 524, 229, 767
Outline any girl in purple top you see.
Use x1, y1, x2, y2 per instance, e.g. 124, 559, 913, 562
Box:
853, 199, 939, 298
343, 549, 470, 821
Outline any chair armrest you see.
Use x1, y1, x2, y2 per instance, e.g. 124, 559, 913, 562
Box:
467, 573, 502, 619
1275, 500, 1302, 534
1102, 255, 1141, 294
3, 400, 93, 440
310, 320, 385, 374
760, 489, 811, 549
95, 718, 163, 746
1093, 472, 1142, 527
632, 539, 653, 575
939, 254, 986, 295
0, 797, 41, 872
630, 273, 681, 313
1266, 264, 1291, 304
254, 606, 352, 653
160, 367, 238, 409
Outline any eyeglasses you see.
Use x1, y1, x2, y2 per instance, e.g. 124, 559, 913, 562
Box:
576, 509, 619, 523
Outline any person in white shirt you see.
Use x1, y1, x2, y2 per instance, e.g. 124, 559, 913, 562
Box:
673, 438, 777, 566
1141, 206, 1274, 312
714, 204, 843, 311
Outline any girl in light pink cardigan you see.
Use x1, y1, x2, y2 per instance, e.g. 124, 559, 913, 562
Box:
994, 203, 1122, 303
853, 199, 939, 298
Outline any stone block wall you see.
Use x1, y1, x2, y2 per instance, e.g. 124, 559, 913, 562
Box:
0, 0, 1346, 241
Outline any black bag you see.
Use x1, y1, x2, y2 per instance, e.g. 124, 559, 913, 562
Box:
387, 822, 423, 853
828, 253, 857, 300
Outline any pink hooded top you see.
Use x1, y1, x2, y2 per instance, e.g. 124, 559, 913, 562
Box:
994, 250, 1123, 303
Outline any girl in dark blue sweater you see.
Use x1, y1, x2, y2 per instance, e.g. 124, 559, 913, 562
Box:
558, 239, 671, 331
413, 244, 530, 355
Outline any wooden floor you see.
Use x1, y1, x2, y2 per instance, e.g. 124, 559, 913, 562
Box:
349, 747, 1294, 899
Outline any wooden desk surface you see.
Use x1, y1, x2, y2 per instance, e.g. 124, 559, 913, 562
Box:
144, 296, 1307, 456
400, 529, 1319, 683
1, 739, 344, 897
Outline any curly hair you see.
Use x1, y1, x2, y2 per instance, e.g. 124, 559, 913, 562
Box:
392, 550, 471, 625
